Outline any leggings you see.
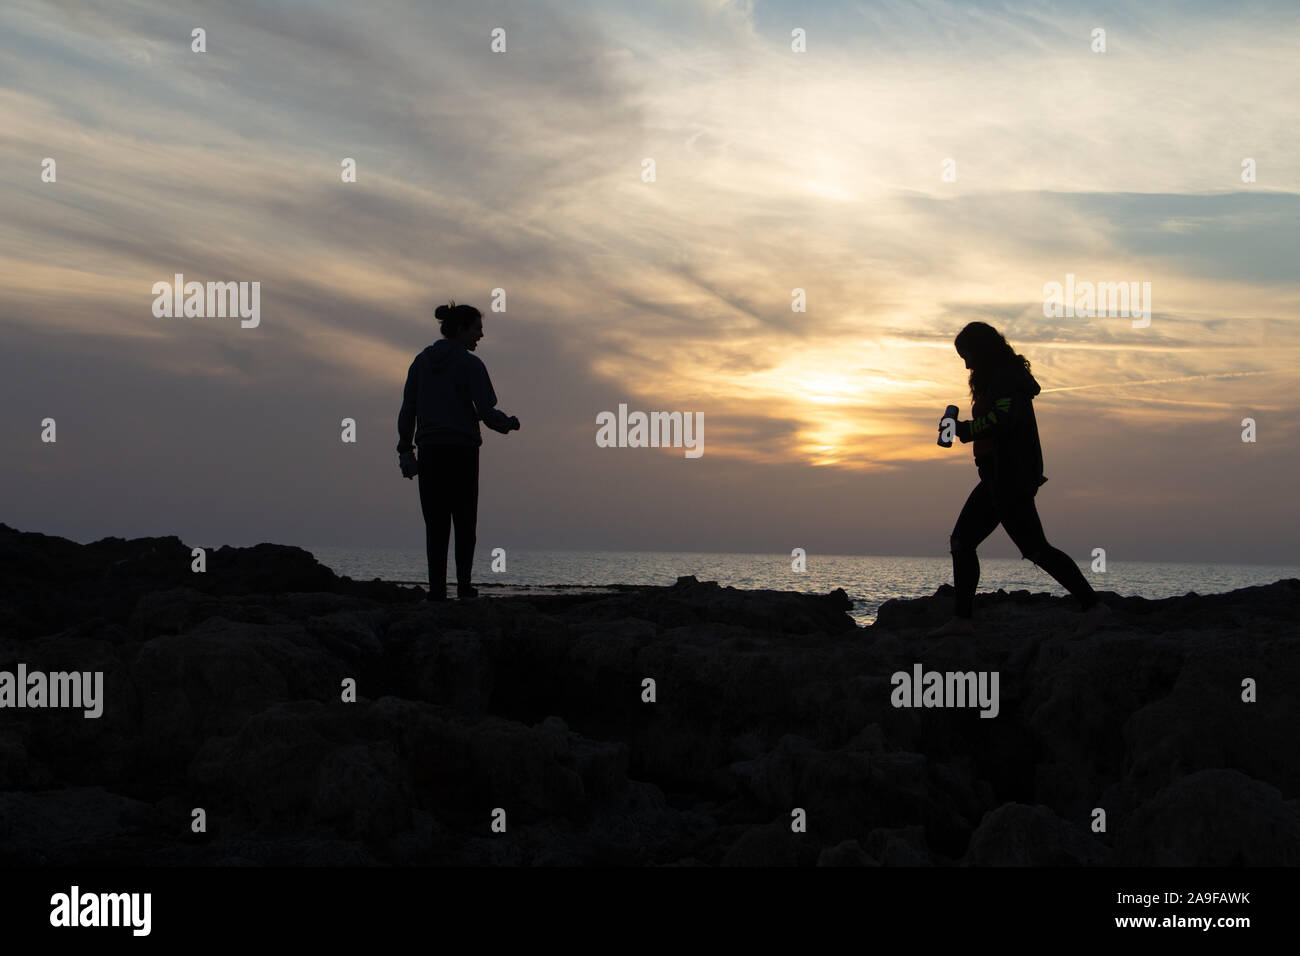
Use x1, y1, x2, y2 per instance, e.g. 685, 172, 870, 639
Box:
417, 444, 480, 595
950, 480, 1097, 618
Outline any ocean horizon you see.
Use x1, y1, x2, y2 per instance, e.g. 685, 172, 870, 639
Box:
303, 546, 1300, 626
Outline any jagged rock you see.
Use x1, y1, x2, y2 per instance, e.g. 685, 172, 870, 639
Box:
0, 788, 155, 865
310, 742, 414, 840
190, 701, 340, 825
130, 619, 347, 772
1, 524, 1296, 865
864, 825, 934, 865
964, 803, 1110, 865
721, 819, 817, 866
1115, 769, 1300, 865
817, 839, 881, 866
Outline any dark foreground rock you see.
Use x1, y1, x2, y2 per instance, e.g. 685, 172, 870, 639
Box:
1, 523, 1296, 865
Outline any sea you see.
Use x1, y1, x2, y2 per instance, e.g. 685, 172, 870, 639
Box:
303, 547, 1300, 628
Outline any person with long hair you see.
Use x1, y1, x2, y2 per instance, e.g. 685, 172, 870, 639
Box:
396, 301, 519, 602
932, 321, 1110, 637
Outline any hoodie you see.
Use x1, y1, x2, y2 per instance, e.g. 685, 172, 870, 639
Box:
955, 359, 1046, 496
396, 339, 514, 450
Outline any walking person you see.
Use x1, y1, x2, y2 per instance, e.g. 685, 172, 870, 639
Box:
931, 322, 1110, 638
397, 301, 519, 601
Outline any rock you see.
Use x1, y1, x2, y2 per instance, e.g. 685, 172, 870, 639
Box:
964, 803, 1110, 865
310, 742, 414, 840
864, 825, 934, 866
1, 524, 1296, 865
130, 618, 346, 773
0, 788, 155, 865
721, 820, 816, 866
818, 839, 880, 866
1115, 769, 1300, 865
190, 701, 338, 826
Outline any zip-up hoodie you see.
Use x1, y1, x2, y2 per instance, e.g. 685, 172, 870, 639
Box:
396, 340, 514, 450
955, 358, 1047, 496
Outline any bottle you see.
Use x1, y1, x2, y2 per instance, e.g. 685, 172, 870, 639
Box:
937, 405, 960, 447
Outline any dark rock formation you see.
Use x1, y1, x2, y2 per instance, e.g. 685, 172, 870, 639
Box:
1, 523, 1296, 865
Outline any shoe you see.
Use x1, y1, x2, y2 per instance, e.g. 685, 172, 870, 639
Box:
1073, 602, 1112, 638
927, 617, 974, 637
426, 589, 448, 603
457, 584, 479, 603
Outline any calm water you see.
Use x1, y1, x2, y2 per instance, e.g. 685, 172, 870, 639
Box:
303, 546, 1300, 627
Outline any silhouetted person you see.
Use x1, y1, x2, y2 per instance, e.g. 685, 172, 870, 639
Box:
397, 301, 519, 601
932, 322, 1110, 638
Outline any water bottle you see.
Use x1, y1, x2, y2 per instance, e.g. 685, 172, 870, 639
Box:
937, 405, 960, 447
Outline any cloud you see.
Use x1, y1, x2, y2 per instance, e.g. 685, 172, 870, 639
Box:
1, 0, 1297, 559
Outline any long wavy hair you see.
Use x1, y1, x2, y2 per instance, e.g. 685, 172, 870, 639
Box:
955, 322, 1032, 402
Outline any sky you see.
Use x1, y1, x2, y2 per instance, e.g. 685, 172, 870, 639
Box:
1, 0, 1297, 564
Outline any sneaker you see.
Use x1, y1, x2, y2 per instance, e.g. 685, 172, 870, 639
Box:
1073, 602, 1112, 638
457, 584, 479, 603
927, 617, 974, 638
426, 588, 448, 603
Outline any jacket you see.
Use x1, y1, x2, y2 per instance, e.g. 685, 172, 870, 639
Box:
955, 359, 1047, 496
396, 340, 513, 450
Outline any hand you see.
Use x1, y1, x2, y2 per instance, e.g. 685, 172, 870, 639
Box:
399, 450, 418, 479
508, 416, 520, 432
937, 414, 956, 445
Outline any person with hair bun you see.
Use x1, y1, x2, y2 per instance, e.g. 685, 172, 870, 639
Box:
931, 321, 1109, 638
397, 300, 520, 601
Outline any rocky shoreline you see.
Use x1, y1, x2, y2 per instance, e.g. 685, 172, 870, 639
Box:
1, 523, 1296, 865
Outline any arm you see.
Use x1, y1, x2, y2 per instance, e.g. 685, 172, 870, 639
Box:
396, 359, 417, 453
957, 394, 1024, 443
469, 359, 516, 433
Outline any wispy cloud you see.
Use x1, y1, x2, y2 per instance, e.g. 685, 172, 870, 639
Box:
1, 0, 1296, 558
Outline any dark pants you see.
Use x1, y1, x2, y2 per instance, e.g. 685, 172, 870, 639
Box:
417, 444, 479, 597
950, 480, 1097, 618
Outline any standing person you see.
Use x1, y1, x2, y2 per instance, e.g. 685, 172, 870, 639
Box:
931, 322, 1109, 638
397, 301, 520, 602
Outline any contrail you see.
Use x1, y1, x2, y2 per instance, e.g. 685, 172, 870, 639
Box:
1040, 369, 1281, 394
